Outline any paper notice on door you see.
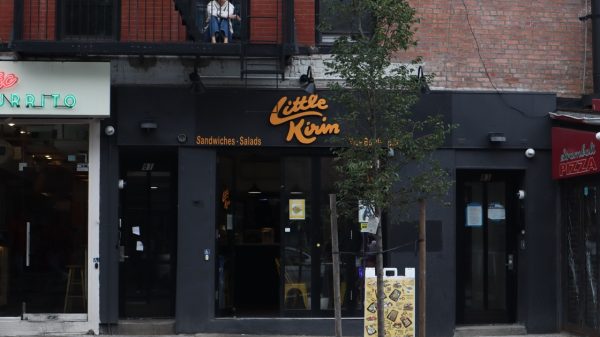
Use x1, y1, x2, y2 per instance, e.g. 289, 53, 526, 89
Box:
289, 199, 306, 220
132, 226, 140, 235
466, 202, 482, 227
136, 241, 144, 251
487, 203, 506, 221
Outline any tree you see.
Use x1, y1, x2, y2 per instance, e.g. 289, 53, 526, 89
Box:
323, 1, 453, 337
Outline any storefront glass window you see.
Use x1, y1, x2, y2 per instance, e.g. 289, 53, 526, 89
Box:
0, 123, 89, 315
215, 153, 364, 317
563, 178, 600, 333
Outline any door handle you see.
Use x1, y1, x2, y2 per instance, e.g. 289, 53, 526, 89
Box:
25, 222, 30, 267
119, 246, 129, 262
506, 254, 514, 271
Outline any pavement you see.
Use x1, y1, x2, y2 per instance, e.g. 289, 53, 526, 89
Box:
0, 333, 582, 337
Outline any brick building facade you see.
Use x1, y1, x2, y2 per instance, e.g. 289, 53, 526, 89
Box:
401, 0, 592, 97
0, 0, 593, 336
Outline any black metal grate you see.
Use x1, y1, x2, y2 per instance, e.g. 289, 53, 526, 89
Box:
563, 180, 600, 334
60, 0, 116, 40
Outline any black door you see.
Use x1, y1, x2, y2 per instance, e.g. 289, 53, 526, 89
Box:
118, 149, 177, 318
456, 171, 520, 324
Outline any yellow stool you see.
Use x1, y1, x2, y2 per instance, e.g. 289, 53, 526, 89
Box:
63, 265, 86, 312
284, 282, 309, 309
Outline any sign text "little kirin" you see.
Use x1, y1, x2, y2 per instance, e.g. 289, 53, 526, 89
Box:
269, 94, 340, 144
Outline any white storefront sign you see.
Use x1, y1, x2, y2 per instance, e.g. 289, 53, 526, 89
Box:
0, 61, 110, 117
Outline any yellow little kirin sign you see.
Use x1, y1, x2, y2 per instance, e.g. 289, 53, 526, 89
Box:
269, 94, 340, 144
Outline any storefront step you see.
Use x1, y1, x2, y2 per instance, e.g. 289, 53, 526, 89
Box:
454, 324, 527, 337
106, 319, 175, 335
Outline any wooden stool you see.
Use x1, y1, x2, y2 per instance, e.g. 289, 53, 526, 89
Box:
63, 265, 86, 312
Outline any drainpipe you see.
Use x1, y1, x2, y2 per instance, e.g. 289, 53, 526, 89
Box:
593, 0, 600, 94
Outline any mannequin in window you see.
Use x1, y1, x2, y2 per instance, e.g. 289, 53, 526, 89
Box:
206, 0, 241, 43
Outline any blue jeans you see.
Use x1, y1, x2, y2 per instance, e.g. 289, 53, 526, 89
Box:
209, 16, 231, 41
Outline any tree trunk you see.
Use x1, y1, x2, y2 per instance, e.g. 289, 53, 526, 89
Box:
329, 194, 343, 337
375, 208, 385, 337
418, 199, 426, 337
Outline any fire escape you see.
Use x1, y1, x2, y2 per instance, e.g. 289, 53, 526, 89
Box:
173, 0, 292, 81
7, 0, 295, 81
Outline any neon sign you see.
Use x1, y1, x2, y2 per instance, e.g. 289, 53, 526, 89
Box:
0, 70, 77, 109
0, 72, 18, 89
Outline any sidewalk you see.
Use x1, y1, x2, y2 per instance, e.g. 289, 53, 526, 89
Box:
0, 333, 582, 337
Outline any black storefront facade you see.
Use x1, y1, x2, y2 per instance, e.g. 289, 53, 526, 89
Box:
550, 121, 600, 337
99, 87, 560, 336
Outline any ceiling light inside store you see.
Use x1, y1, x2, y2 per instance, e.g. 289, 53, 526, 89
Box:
8, 123, 14, 127
248, 183, 262, 194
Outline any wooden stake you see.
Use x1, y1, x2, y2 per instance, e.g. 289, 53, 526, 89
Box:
329, 194, 343, 337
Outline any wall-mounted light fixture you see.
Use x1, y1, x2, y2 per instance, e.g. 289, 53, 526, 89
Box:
105, 125, 115, 136
299, 66, 316, 94
417, 66, 431, 94
140, 121, 158, 132
189, 63, 206, 94
488, 132, 506, 143
524, 148, 535, 159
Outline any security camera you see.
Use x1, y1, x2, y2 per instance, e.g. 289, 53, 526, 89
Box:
517, 190, 526, 200
105, 125, 115, 136
525, 148, 535, 158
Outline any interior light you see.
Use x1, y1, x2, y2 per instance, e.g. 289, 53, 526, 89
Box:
290, 186, 303, 195
150, 186, 159, 190
8, 123, 15, 127
19, 130, 26, 134
248, 183, 262, 194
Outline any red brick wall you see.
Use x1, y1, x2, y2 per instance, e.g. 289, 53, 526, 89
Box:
0, 0, 13, 43
248, 0, 315, 45
121, 0, 186, 42
401, 0, 592, 98
23, 0, 56, 40
249, 0, 282, 43
295, 0, 315, 46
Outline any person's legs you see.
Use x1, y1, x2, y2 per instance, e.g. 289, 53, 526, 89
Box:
224, 23, 232, 43
217, 19, 230, 43
209, 16, 220, 43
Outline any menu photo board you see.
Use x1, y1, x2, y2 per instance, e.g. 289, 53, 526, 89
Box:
364, 268, 415, 337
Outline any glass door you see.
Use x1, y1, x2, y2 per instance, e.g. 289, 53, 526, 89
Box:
316, 157, 366, 316
0, 123, 89, 316
281, 156, 365, 316
118, 149, 177, 318
456, 171, 519, 324
215, 154, 281, 316
281, 157, 312, 313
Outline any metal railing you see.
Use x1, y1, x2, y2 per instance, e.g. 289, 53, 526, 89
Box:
15, 0, 187, 42
11, 0, 294, 50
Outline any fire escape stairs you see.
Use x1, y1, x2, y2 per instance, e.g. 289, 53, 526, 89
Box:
240, 46, 286, 81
